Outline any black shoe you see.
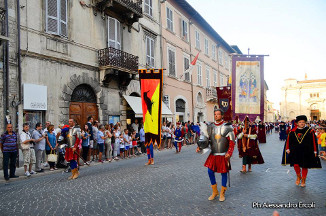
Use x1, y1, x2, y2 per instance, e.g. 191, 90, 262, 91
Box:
4, 177, 9, 181
9, 175, 19, 178
36, 169, 44, 173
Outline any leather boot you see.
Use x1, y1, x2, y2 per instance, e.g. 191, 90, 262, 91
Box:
68, 169, 75, 180
300, 177, 306, 187
150, 158, 154, 165
240, 165, 246, 173
72, 168, 79, 179
295, 174, 302, 186
208, 184, 219, 200
219, 186, 227, 202
145, 159, 151, 165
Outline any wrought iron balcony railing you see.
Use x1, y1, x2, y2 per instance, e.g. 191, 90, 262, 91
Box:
94, 0, 143, 18
98, 47, 139, 73
206, 87, 217, 102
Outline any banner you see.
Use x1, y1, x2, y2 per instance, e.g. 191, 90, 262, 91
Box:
139, 69, 163, 148
232, 55, 265, 122
216, 86, 232, 121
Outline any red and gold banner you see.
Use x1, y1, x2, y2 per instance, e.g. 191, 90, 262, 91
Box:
216, 86, 232, 121
139, 69, 163, 148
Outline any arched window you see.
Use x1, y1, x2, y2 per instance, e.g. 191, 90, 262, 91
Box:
71, 84, 97, 103
197, 92, 203, 105
176, 99, 185, 112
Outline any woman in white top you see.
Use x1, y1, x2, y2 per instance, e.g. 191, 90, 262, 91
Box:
113, 125, 120, 160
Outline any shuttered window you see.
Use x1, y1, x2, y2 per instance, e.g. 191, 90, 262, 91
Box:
213, 69, 217, 87
181, 20, 188, 40
46, 0, 67, 36
166, 7, 173, 32
146, 36, 155, 68
168, 48, 176, 77
108, 17, 121, 49
204, 38, 209, 55
197, 64, 202, 86
206, 67, 210, 87
184, 57, 190, 81
144, 0, 153, 16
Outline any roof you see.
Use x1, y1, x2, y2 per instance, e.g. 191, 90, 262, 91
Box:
264, 80, 269, 90
230, 45, 243, 54
298, 79, 326, 84
174, 0, 235, 53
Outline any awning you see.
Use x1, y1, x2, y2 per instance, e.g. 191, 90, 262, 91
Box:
123, 95, 173, 118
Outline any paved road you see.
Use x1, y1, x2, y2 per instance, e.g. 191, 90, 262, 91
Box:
0, 133, 325, 216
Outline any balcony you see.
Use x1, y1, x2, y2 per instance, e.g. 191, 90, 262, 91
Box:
93, 0, 142, 29
98, 47, 139, 73
206, 87, 217, 102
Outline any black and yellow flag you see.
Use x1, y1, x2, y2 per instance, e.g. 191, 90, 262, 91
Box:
139, 69, 163, 148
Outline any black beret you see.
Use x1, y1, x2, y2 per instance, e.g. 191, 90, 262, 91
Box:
295, 115, 307, 122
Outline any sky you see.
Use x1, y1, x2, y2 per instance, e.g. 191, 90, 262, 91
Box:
186, 0, 326, 109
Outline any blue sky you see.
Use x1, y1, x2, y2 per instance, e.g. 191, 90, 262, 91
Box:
186, 0, 326, 109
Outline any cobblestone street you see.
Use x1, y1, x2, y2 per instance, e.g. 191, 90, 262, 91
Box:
0, 133, 325, 216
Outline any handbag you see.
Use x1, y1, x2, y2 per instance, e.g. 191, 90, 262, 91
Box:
48, 150, 58, 162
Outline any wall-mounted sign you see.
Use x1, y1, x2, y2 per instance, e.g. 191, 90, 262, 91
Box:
23, 84, 47, 110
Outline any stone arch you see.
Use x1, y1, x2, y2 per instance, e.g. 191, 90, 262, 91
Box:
196, 91, 204, 107
125, 80, 141, 96
59, 73, 106, 123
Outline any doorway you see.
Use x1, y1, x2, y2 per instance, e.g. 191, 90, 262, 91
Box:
69, 84, 98, 128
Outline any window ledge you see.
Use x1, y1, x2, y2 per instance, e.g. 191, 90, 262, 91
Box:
168, 74, 178, 80
166, 28, 175, 35
195, 47, 201, 52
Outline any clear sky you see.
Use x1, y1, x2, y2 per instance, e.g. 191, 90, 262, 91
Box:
186, 0, 326, 109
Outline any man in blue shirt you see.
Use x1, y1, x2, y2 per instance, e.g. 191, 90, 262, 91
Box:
0, 124, 19, 181
174, 122, 183, 153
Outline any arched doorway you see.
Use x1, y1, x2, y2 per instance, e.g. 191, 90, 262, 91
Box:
175, 98, 186, 122
69, 84, 98, 128
310, 103, 320, 121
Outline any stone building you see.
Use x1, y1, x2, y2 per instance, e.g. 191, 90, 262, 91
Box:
280, 77, 326, 121
161, 0, 240, 123
0, 0, 165, 134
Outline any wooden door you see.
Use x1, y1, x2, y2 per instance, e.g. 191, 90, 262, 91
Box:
69, 102, 98, 129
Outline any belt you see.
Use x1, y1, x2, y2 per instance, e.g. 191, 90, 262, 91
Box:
213, 152, 226, 156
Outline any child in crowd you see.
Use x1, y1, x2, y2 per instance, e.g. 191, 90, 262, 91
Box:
123, 129, 130, 158
129, 133, 133, 157
319, 127, 326, 159
119, 132, 125, 159
132, 130, 138, 156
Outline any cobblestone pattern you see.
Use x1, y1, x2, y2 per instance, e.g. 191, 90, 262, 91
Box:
0, 133, 325, 215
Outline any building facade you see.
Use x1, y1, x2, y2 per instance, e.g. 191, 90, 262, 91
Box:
161, 0, 238, 123
280, 78, 326, 121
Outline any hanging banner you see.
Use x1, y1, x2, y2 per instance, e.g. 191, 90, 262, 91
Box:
232, 55, 265, 122
139, 69, 163, 148
216, 86, 232, 121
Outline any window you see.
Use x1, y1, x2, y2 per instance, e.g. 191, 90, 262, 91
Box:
168, 48, 176, 77
224, 51, 228, 68
184, 56, 190, 81
218, 48, 223, 65
166, 7, 173, 31
146, 36, 155, 67
206, 67, 210, 87
204, 38, 209, 55
108, 17, 121, 49
212, 45, 216, 60
46, 0, 68, 36
195, 30, 200, 49
220, 73, 224, 86
181, 20, 188, 40
163, 95, 170, 109
213, 69, 217, 87
144, 0, 153, 17
197, 64, 202, 86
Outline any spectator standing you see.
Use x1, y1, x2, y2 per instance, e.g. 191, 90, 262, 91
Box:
104, 124, 113, 162
1, 124, 19, 181
166, 122, 172, 149
97, 125, 106, 163
81, 125, 90, 163
20, 123, 36, 177
113, 125, 120, 160
131, 119, 139, 134
87, 116, 94, 162
32, 123, 46, 173
92, 121, 99, 161
45, 124, 58, 171
139, 125, 145, 153
161, 122, 167, 150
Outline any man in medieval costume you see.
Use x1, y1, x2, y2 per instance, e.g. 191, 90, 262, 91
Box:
196, 108, 235, 202
279, 121, 287, 141
282, 115, 321, 187
257, 121, 266, 143
237, 116, 264, 173
174, 122, 183, 153
65, 119, 81, 180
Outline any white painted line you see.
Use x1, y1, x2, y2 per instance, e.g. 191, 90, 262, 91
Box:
265, 168, 271, 172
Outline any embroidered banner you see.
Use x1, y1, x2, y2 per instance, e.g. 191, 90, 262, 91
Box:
232, 55, 265, 122
139, 69, 163, 148
216, 86, 232, 121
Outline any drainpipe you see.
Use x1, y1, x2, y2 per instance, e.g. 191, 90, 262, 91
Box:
17, 0, 22, 103
3, 0, 9, 128
189, 18, 194, 122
